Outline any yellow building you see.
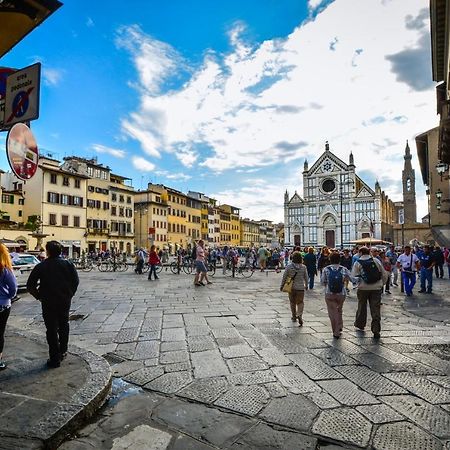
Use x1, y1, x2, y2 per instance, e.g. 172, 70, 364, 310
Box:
1, 189, 25, 223
134, 184, 168, 250
219, 204, 240, 246
22, 156, 88, 258
240, 218, 260, 248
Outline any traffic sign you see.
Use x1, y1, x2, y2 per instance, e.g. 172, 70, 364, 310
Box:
0, 67, 16, 127
3, 63, 41, 129
6, 123, 39, 180
398, 208, 405, 225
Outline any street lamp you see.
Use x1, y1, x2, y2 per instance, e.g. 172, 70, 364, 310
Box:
339, 177, 355, 250
435, 188, 450, 213
436, 161, 449, 180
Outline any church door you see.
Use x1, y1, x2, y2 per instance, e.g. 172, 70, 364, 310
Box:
294, 235, 301, 246
325, 230, 335, 248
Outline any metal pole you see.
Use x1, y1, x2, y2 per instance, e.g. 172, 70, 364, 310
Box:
340, 182, 343, 250
401, 223, 404, 247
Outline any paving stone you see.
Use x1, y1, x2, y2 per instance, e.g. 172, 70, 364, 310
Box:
220, 345, 256, 358
186, 326, 210, 337
244, 335, 274, 349
163, 362, 191, 373
356, 404, 405, 424
428, 376, 450, 389
272, 366, 321, 394
264, 382, 288, 398
111, 360, 144, 378
288, 354, 343, 380
384, 372, 450, 404
311, 408, 372, 448
178, 377, 229, 404
110, 424, 172, 450
267, 336, 309, 354
214, 385, 270, 416
259, 394, 319, 432
405, 352, 450, 374
138, 331, 160, 341
159, 350, 189, 364
310, 347, 359, 366
114, 328, 140, 344
360, 345, 418, 364
123, 367, 164, 386
372, 421, 444, 450
133, 341, 160, 360
350, 352, 406, 373
441, 404, 450, 413
323, 338, 367, 354
227, 370, 277, 385
381, 395, 450, 439
160, 341, 187, 352
187, 336, 216, 352
256, 348, 291, 366
144, 371, 192, 394
304, 390, 341, 409
191, 350, 230, 378
230, 423, 317, 450
336, 365, 407, 395
318, 379, 379, 406
211, 327, 241, 339
161, 328, 186, 342
216, 337, 247, 347
227, 356, 269, 373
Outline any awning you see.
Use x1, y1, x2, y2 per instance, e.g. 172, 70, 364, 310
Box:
349, 238, 393, 246
0, 0, 62, 58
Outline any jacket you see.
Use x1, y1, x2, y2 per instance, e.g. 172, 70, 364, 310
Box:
351, 255, 388, 290
27, 256, 79, 302
281, 263, 308, 291
148, 251, 160, 265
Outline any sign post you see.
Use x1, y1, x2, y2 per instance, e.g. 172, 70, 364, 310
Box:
398, 209, 405, 247
3, 62, 41, 129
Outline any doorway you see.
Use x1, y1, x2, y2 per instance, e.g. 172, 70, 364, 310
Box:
325, 230, 335, 248
294, 235, 301, 246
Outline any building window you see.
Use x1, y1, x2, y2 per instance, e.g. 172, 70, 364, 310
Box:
87, 167, 94, 177
111, 206, 117, 216
73, 216, 80, 227
88, 185, 94, 192
87, 199, 96, 208
62, 177, 70, 187
50, 173, 57, 184
1, 194, 13, 204
103, 202, 110, 210
119, 195, 124, 203
18, 198, 24, 205
73, 196, 83, 207
75, 179, 81, 189
61, 215, 69, 226
48, 192, 59, 203
112, 193, 117, 201
18, 210, 22, 217
49, 214, 57, 225
119, 207, 124, 217
127, 196, 131, 204
61, 194, 69, 205
101, 171, 108, 180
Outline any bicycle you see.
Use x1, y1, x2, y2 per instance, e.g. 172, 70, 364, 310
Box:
170, 261, 182, 274
235, 262, 254, 278
142, 262, 163, 274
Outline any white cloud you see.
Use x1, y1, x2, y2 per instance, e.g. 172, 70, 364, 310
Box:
118, 0, 435, 220
86, 17, 95, 27
92, 144, 126, 158
155, 170, 191, 181
43, 67, 64, 86
308, 0, 326, 11
132, 156, 155, 172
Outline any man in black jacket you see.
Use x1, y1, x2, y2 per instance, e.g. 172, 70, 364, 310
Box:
27, 241, 79, 368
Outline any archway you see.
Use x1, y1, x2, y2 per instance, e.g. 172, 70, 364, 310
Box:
322, 214, 337, 248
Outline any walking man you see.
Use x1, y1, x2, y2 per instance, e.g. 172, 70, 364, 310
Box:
418, 245, 435, 294
397, 245, 420, 296
27, 241, 79, 368
386, 245, 399, 286
351, 246, 388, 339
303, 247, 317, 289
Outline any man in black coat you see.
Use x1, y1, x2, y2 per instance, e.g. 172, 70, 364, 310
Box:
432, 246, 445, 279
27, 241, 79, 368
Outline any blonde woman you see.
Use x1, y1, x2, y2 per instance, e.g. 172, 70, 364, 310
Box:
280, 251, 308, 326
0, 243, 18, 370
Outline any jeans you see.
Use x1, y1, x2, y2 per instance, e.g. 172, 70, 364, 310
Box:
434, 264, 444, 278
402, 271, 416, 296
0, 307, 11, 353
307, 270, 315, 289
391, 266, 398, 284
354, 289, 381, 334
42, 299, 71, 363
325, 293, 345, 336
420, 267, 433, 292
148, 264, 158, 279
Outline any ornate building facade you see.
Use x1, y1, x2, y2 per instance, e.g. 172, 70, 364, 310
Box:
284, 142, 396, 248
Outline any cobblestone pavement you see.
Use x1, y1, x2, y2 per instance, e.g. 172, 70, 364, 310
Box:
9, 268, 450, 449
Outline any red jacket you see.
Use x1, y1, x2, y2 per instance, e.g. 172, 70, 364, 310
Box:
148, 251, 160, 265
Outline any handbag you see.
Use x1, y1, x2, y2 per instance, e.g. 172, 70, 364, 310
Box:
282, 271, 298, 293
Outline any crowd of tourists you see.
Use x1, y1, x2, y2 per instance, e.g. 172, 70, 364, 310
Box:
280, 244, 449, 340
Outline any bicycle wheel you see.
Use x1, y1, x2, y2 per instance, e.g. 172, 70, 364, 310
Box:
155, 263, 163, 274
238, 264, 253, 278
117, 262, 127, 272
207, 264, 215, 276
183, 262, 193, 275
142, 263, 150, 273
99, 262, 109, 272
170, 262, 179, 274
82, 262, 93, 272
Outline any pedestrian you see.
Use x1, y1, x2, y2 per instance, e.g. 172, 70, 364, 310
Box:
222, 246, 229, 275
339, 249, 352, 294
318, 247, 331, 276
148, 245, 160, 280
27, 241, 79, 368
380, 251, 392, 294
0, 244, 18, 371
386, 245, 399, 287
280, 251, 308, 326
432, 246, 444, 279
396, 245, 420, 297
303, 247, 317, 289
258, 245, 269, 271
194, 240, 212, 286
418, 245, 434, 294
351, 246, 388, 339
321, 252, 351, 338
135, 247, 145, 274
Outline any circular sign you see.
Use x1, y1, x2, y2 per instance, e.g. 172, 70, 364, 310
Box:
6, 123, 39, 180
12, 91, 29, 118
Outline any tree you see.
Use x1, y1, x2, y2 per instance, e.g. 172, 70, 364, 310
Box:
24, 215, 41, 231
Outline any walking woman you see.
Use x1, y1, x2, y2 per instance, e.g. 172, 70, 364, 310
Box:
0, 243, 18, 370
280, 251, 308, 326
148, 245, 160, 280
318, 247, 331, 276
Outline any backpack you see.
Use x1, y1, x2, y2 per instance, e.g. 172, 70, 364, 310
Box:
328, 267, 344, 293
359, 258, 382, 284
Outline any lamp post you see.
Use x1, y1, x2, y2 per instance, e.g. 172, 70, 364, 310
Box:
339, 177, 355, 250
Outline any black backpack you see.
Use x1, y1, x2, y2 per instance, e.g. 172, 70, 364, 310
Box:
360, 258, 382, 284
328, 267, 344, 293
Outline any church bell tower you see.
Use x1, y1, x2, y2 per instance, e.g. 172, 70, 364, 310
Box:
402, 140, 417, 224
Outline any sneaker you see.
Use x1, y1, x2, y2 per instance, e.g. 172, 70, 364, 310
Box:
385, 291, 391, 294
0, 360, 7, 370
346, 288, 350, 294
355, 326, 365, 332
198, 281, 205, 286
373, 333, 381, 339
418, 289, 426, 293
46, 359, 60, 369
291, 316, 297, 322
194, 282, 202, 286
333, 334, 341, 339
206, 281, 212, 285
393, 283, 398, 287
298, 318, 303, 327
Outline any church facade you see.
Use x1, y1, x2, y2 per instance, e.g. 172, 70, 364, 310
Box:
284, 142, 396, 248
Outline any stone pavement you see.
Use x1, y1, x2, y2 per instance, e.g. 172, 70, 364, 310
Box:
7, 268, 450, 449
0, 328, 111, 449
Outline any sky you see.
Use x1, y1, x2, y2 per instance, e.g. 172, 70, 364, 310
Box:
0, 0, 437, 222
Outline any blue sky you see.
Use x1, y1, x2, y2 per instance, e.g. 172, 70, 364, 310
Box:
0, 0, 436, 221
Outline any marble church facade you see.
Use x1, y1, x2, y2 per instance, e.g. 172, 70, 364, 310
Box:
284, 142, 396, 248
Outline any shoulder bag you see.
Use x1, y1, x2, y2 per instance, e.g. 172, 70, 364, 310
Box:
282, 270, 298, 294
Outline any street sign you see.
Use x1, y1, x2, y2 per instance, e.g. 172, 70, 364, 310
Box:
3, 63, 41, 129
6, 123, 39, 180
398, 209, 405, 225
0, 67, 16, 128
